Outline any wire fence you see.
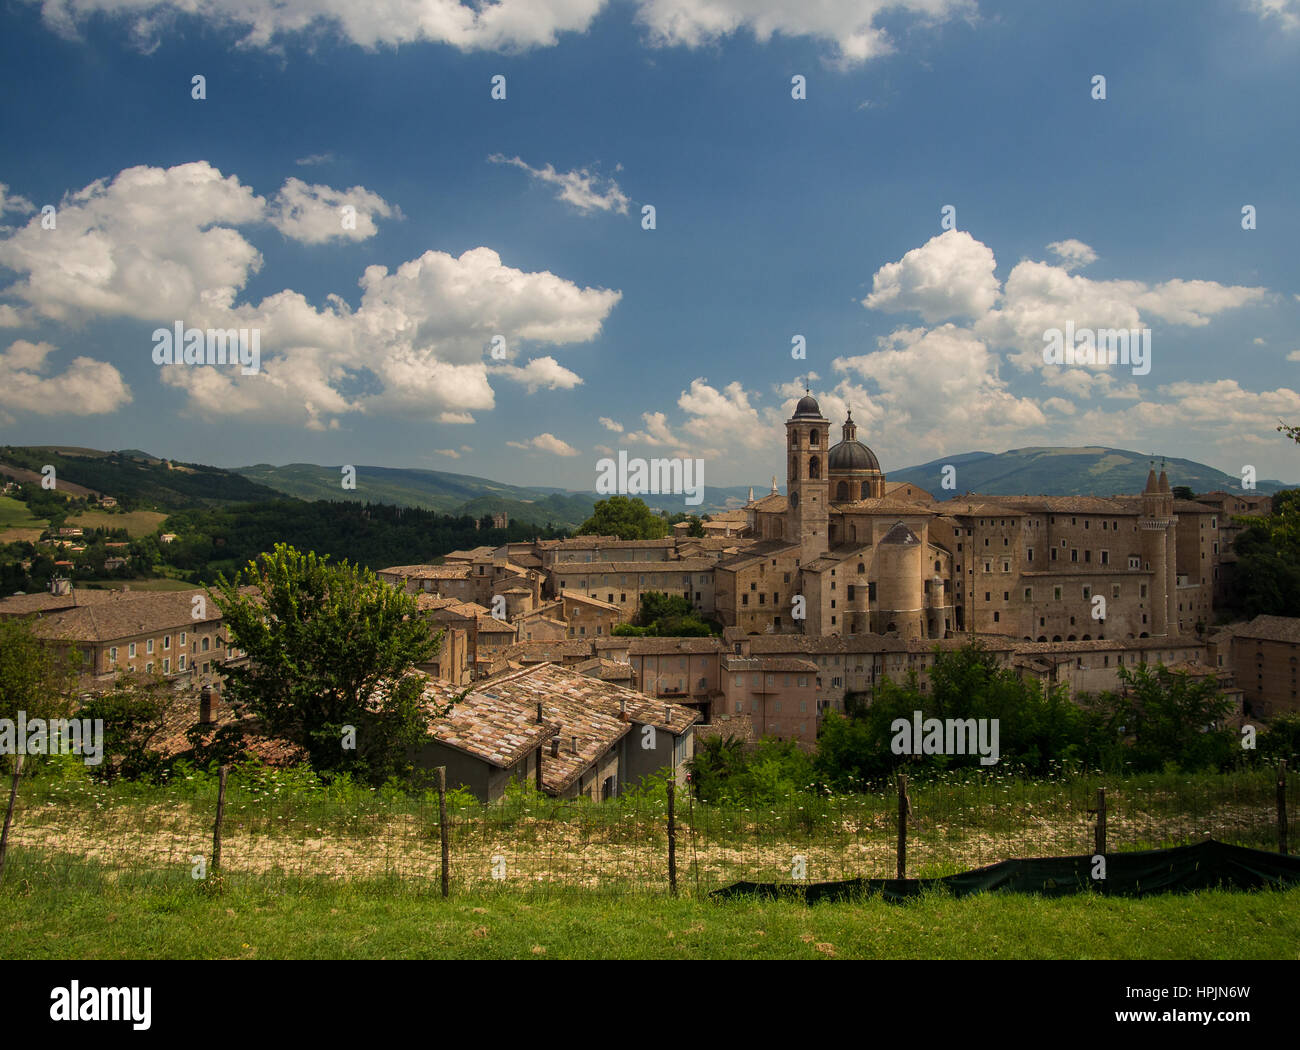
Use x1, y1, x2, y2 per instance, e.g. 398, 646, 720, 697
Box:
1, 764, 1294, 898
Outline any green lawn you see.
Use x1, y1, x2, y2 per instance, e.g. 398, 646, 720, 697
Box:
0, 866, 1296, 959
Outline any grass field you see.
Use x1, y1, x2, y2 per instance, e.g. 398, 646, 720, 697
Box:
0, 861, 1295, 959
0, 494, 46, 542
6, 767, 1296, 959
67, 508, 167, 537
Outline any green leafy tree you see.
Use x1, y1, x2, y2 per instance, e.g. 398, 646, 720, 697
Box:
1106, 663, 1234, 772
210, 543, 447, 785
576, 496, 669, 540
0, 616, 77, 772
79, 674, 171, 781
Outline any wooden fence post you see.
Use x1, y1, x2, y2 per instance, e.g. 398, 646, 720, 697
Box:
211, 764, 228, 874
0, 755, 24, 885
436, 766, 450, 898
667, 777, 677, 896
897, 774, 908, 880
1279, 758, 1289, 857
1094, 787, 1106, 857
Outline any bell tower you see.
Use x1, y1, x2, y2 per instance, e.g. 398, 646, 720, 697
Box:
786, 390, 830, 558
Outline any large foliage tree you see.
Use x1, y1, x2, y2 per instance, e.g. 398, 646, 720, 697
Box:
576, 496, 669, 540
210, 544, 445, 784
0, 616, 77, 772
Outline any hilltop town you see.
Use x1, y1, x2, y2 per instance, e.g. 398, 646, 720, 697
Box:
2, 394, 1290, 804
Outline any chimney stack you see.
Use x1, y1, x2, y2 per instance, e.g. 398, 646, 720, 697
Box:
199, 685, 218, 725
571, 735, 578, 755
664, 704, 671, 724
620, 698, 628, 721
550, 736, 560, 758
536, 702, 543, 723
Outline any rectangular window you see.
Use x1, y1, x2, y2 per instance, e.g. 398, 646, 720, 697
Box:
109, 647, 118, 662
146, 639, 154, 654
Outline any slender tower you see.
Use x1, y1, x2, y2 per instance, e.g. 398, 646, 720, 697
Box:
786, 390, 830, 559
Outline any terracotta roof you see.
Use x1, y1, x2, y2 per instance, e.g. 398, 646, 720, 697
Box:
378, 564, 472, 580
1226, 615, 1300, 644
574, 657, 636, 681
26, 588, 223, 643
836, 497, 938, 514
627, 637, 723, 655
504, 639, 594, 662
420, 676, 557, 769
551, 558, 718, 573
0, 588, 129, 616
560, 590, 620, 611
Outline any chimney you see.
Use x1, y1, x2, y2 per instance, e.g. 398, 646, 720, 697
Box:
550, 736, 560, 757
199, 685, 218, 725
664, 704, 671, 724
620, 698, 628, 721
536, 702, 543, 723
571, 735, 578, 754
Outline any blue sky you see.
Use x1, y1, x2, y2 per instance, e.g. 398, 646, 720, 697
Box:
1, 0, 1299, 492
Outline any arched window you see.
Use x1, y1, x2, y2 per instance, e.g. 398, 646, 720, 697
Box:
861, 481, 870, 499
857, 563, 865, 573
790, 432, 798, 447
790, 455, 799, 479
809, 456, 820, 480
1037, 635, 1047, 642
934, 560, 941, 573
836, 482, 848, 501
810, 430, 819, 446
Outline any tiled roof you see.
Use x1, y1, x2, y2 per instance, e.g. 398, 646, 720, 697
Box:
1227, 615, 1300, 644
378, 564, 472, 579
627, 637, 723, 655
551, 558, 718, 573
0, 588, 129, 617
836, 497, 938, 514
504, 639, 594, 662
560, 590, 620, 611
420, 676, 557, 769
27, 588, 223, 643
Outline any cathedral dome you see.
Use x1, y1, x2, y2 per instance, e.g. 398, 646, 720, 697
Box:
828, 439, 880, 473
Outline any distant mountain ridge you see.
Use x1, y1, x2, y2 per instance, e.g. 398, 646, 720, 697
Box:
1, 446, 1290, 527
890, 446, 1292, 499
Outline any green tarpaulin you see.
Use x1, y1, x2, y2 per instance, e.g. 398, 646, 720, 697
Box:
710, 839, 1300, 903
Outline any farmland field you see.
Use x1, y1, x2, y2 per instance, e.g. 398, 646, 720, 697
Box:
0, 494, 46, 542
67, 508, 167, 537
